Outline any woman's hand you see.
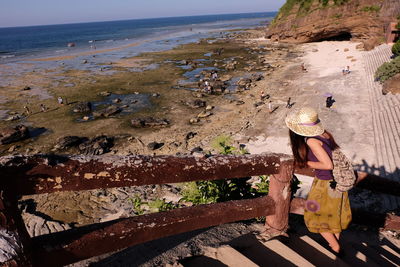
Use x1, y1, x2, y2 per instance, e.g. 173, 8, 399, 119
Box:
306, 138, 333, 170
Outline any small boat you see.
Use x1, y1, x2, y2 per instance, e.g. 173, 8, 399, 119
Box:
67, 42, 76, 47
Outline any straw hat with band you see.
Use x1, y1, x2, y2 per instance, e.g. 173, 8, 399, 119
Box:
285, 107, 325, 137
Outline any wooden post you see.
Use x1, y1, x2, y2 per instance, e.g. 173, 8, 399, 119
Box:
265, 160, 294, 235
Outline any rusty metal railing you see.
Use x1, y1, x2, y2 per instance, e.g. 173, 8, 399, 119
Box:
0, 153, 400, 266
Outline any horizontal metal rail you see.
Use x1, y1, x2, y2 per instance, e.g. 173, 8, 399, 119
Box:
31, 196, 275, 267
0, 154, 287, 195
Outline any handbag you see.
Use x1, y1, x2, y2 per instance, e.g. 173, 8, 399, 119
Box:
332, 148, 356, 192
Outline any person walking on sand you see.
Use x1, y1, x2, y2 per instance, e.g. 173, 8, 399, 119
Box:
23, 104, 30, 115
286, 97, 292, 108
268, 101, 273, 113
57, 96, 64, 105
40, 104, 47, 112
285, 107, 351, 255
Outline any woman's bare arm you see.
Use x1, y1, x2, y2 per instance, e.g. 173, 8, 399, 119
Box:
306, 138, 333, 170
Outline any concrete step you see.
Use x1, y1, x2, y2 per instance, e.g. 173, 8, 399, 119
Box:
228, 234, 313, 267
261, 239, 315, 266
281, 235, 349, 266
201, 245, 258, 267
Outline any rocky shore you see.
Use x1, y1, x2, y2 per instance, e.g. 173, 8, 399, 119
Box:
0, 27, 306, 236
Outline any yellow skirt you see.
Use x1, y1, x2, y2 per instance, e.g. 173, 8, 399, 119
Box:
304, 178, 352, 233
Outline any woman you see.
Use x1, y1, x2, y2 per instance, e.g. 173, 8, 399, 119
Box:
285, 106, 351, 254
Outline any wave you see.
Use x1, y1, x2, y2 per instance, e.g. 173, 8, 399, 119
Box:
1, 54, 15, 58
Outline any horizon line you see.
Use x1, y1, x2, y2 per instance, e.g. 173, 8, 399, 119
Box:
0, 10, 277, 29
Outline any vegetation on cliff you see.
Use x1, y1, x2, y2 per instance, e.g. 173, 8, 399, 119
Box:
275, 0, 349, 20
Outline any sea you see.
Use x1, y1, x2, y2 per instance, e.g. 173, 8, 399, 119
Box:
0, 12, 276, 64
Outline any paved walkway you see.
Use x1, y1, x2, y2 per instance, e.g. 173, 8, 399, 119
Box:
362, 44, 400, 181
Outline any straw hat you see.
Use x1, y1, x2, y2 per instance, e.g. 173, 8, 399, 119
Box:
285, 107, 324, 137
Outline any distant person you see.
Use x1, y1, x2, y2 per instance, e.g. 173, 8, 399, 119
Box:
40, 104, 47, 112
345, 66, 350, 74
57, 96, 64, 105
211, 71, 218, 80
301, 63, 307, 72
286, 97, 292, 108
268, 101, 273, 113
326, 96, 335, 108
285, 107, 351, 256
24, 105, 30, 115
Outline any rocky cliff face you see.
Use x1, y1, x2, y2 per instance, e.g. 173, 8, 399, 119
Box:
267, 0, 400, 50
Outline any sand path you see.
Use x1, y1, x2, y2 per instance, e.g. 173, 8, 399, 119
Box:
246, 41, 376, 167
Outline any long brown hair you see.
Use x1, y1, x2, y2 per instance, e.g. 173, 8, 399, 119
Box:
289, 130, 339, 168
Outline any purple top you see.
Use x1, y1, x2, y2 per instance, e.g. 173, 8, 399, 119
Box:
306, 135, 334, 180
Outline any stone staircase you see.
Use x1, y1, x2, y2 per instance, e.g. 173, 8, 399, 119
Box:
177, 226, 400, 267
362, 44, 400, 181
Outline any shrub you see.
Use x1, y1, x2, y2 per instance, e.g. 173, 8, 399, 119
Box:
393, 40, 400, 56
360, 5, 381, 13
375, 56, 400, 83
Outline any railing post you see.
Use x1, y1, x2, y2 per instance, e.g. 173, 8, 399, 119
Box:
265, 160, 294, 235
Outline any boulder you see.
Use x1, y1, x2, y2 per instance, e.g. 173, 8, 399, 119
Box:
251, 73, 264, 81
112, 98, 122, 103
99, 91, 111, 97
93, 105, 122, 118
147, 142, 164, 150
0, 125, 29, 145
55, 136, 88, 150
185, 99, 206, 108
23, 86, 31, 91
197, 111, 212, 118
382, 73, 400, 95
189, 118, 200, 124
78, 136, 114, 155
131, 117, 170, 128
4, 115, 21, 121
185, 132, 197, 140
73, 102, 92, 113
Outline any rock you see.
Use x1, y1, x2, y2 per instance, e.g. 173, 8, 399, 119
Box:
185, 99, 206, 108
112, 98, 122, 103
152, 93, 160, 97
0, 125, 29, 145
82, 116, 90, 121
344, 48, 349, 52
205, 105, 214, 111
197, 111, 212, 118
94, 105, 122, 118
191, 146, 203, 153
251, 73, 264, 81
82, 59, 88, 64
78, 135, 114, 155
73, 102, 92, 113
192, 92, 205, 98
235, 100, 245, 105
147, 142, 164, 150
382, 73, 400, 95
4, 115, 21, 121
189, 118, 200, 124
254, 101, 264, 107
23, 86, 31, 91
8, 145, 17, 152
99, 91, 111, 97
55, 136, 88, 149
185, 132, 197, 140
312, 49, 319, 52
131, 117, 170, 128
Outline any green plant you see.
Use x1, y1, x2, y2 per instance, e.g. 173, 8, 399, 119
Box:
393, 40, 400, 56
128, 195, 145, 215
148, 198, 176, 212
375, 56, 400, 83
211, 135, 236, 154
331, 13, 342, 19
251, 175, 270, 194
360, 5, 381, 13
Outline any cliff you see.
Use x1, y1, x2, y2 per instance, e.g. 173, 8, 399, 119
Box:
266, 0, 400, 50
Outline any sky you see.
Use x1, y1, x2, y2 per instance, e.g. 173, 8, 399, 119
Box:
0, 0, 286, 28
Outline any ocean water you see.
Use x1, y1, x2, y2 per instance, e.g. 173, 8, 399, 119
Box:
0, 12, 276, 63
